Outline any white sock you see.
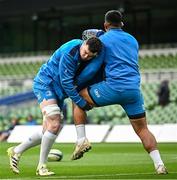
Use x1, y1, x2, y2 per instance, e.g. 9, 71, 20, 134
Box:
149, 150, 164, 168
38, 130, 57, 165
75, 124, 86, 144
14, 131, 43, 154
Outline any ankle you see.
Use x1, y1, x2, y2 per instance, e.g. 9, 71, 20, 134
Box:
77, 137, 86, 144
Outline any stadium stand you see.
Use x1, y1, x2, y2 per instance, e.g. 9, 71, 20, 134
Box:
0, 80, 177, 131
1, 52, 177, 77
0, 48, 177, 130
139, 54, 177, 70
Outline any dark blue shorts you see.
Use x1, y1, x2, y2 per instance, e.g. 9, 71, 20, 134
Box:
88, 81, 145, 119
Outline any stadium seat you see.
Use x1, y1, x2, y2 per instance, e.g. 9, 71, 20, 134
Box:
0, 52, 177, 129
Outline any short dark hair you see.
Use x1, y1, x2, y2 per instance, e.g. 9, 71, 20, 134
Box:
105, 10, 123, 26
86, 37, 102, 54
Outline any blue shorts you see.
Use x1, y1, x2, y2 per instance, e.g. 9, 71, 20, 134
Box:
33, 80, 64, 109
88, 81, 145, 119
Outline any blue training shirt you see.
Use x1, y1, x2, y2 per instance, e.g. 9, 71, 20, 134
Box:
99, 28, 140, 90
34, 39, 104, 108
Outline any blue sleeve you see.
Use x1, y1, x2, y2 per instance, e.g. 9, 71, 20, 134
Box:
76, 46, 105, 86
59, 53, 87, 108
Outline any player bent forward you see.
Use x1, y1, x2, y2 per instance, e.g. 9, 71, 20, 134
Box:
7, 37, 103, 176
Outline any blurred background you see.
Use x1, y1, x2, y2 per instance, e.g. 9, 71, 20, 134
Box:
0, 0, 177, 141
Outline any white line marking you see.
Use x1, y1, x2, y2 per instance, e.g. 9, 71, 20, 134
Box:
40, 171, 177, 179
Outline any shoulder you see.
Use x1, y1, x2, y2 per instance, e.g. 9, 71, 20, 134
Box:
122, 31, 138, 42
68, 39, 82, 58
60, 39, 82, 58
69, 44, 80, 58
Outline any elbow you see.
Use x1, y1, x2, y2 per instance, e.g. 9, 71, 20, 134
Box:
87, 69, 97, 76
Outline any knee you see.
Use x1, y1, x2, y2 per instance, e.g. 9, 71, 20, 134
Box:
79, 88, 94, 105
79, 88, 87, 97
42, 104, 62, 134
48, 114, 61, 133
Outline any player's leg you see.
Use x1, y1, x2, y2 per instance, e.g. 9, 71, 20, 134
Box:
130, 117, 167, 174
33, 81, 63, 176
122, 89, 167, 174
71, 102, 91, 160
72, 71, 104, 160
72, 81, 119, 160
73, 86, 94, 143
7, 82, 62, 176
36, 98, 62, 176
7, 82, 47, 174
7, 130, 43, 174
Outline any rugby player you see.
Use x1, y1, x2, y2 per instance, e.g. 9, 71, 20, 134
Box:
7, 37, 104, 176
71, 10, 168, 175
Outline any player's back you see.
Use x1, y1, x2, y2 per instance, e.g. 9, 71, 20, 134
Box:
100, 28, 140, 90
34, 39, 82, 85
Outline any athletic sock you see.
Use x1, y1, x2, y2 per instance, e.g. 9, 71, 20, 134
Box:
75, 124, 86, 144
149, 149, 164, 168
14, 131, 43, 154
38, 130, 57, 165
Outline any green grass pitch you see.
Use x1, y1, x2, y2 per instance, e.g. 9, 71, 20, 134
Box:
0, 142, 177, 179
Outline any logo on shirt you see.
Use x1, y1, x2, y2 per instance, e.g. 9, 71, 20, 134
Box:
46, 90, 52, 97
94, 89, 100, 98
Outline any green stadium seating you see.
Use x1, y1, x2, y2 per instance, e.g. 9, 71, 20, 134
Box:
0, 81, 177, 130
0, 52, 177, 130
139, 54, 177, 70
0, 61, 44, 76
0, 86, 32, 98
0, 54, 177, 78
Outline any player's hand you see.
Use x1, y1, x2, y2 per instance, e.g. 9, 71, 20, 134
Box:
81, 102, 93, 111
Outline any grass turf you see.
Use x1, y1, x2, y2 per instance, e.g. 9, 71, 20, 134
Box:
0, 142, 177, 179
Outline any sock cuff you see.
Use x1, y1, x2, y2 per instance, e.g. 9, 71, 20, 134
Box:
75, 124, 85, 128
149, 149, 159, 155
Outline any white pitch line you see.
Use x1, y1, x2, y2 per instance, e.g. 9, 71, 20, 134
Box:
40, 171, 177, 179
2, 172, 176, 180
